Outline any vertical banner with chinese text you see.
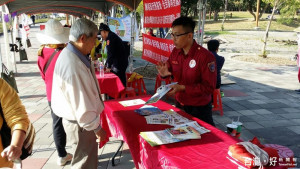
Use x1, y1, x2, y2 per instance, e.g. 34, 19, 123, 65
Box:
142, 34, 175, 65
143, 0, 181, 28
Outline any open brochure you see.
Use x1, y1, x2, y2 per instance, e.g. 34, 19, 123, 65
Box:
140, 121, 210, 146
145, 82, 178, 104
119, 99, 145, 107
166, 125, 201, 139
135, 105, 163, 116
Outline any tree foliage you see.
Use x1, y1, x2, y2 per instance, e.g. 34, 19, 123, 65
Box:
277, 0, 300, 24
207, 0, 224, 21
241, 0, 271, 21
181, 0, 198, 17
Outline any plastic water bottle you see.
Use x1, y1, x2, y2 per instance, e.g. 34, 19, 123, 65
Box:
99, 62, 104, 77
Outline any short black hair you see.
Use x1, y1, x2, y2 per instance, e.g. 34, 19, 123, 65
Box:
172, 16, 195, 33
207, 39, 220, 52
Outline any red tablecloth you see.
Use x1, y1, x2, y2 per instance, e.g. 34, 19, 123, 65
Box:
96, 72, 125, 98
100, 96, 243, 169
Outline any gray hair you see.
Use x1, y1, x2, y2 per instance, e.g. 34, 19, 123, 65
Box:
69, 18, 98, 42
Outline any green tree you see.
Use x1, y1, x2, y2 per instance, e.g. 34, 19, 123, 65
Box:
242, 0, 270, 21
232, 0, 244, 11
261, 0, 285, 57
181, 0, 198, 17
278, 0, 300, 24
207, 0, 224, 21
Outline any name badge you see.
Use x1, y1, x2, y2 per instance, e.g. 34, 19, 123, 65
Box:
189, 59, 196, 68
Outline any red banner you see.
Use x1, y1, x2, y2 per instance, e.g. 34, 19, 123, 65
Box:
142, 34, 175, 65
143, 0, 181, 28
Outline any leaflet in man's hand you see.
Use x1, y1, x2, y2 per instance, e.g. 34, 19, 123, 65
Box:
145, 82, 178, 104
135, 105, 163, 116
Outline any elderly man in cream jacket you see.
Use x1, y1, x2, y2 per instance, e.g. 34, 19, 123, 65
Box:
51, 18, 106, 169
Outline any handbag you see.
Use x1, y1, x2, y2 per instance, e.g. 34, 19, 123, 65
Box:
19, 49, 28, 61
1, 64, 19, 93
26, 39, 31, 48
0, 103, 35, 160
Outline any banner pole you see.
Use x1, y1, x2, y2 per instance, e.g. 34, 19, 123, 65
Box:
197, 0, 203, 44
10, 15, 17, 73
1, 5, 12, 71
200, 0, 207, 45
129, 0, 136, 73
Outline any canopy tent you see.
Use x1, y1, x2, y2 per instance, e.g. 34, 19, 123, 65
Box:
24, 9, 87, 18
17, 6, 96, 17
1, 1, 114, 17
0, 0, 142, 15
0, 0, 141, 72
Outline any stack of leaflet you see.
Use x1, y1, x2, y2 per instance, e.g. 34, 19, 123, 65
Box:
140, 121, 210, 146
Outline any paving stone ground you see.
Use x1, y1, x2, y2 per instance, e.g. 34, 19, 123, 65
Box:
1, 22, 299, 168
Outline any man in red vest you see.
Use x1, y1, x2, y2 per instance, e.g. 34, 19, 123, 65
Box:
156, 16, 217, 126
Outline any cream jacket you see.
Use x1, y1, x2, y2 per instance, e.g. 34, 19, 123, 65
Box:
51, 44, 104, 131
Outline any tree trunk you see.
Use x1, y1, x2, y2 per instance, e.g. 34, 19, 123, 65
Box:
209, 8, 212, 20
185, 6, 190, 16
261, 2, 277, 58
213, 11, 218, 21
194, 8, 198, 18
221, 0, 228, 31
249, 10, 256, 21
247, 1, 256, 21
258, 3, 271, 20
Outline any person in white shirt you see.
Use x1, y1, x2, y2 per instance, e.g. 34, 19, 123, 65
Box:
51, 18, 106, 169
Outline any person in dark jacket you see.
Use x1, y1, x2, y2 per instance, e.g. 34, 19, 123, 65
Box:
207, 39, 225, 89
99, 23, 128, 86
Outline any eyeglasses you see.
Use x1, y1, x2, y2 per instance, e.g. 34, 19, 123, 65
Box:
170, 32, 190, 39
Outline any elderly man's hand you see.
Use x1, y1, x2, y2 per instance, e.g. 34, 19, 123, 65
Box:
95, 128, 107, 142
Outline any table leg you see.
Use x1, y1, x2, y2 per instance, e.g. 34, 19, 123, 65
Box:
111, 140, 124, 166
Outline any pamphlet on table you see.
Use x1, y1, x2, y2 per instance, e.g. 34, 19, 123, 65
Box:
135, 105, 163, 116
119, 99, 145, 107
140, 121, 210, 146
145, 82, 178, 104
137, 109, 193, 126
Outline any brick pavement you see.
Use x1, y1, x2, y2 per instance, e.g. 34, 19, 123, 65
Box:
1, 23, 300, 168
